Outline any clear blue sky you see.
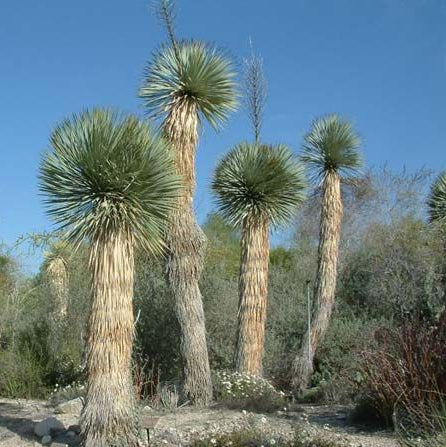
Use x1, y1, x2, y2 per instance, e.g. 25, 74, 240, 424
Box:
1, 0, 445, 270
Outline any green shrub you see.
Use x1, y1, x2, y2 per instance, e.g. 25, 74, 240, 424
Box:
49, 380, 86, 405
0, 349, 47, 398
191, 428, 351, 447
396, 396, 446, 447
311, 314, 390, 402
191, 429, 283, 447
133, 256, 182, 382
213, 371, 286, 413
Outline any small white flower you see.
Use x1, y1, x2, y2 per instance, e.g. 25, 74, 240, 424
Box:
270, 440, 276, 445
210, 438, 217, 445
261, 416, 267, 424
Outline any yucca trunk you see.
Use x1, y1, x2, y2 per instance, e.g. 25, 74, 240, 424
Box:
292, 171, 343, 390
47, 257, 69, 320
164, 99, 212, 405
80, 230, 138, 447
234, 216, 270, 376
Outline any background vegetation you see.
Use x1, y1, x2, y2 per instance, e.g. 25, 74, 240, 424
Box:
0, 166, 445, 439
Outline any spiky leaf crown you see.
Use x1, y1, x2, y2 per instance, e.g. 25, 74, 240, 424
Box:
39, 109, 181, 253
212, 143, 307, 228
301, 114, 362, 182
139, 41, 238, 129
428, 172, 446, 224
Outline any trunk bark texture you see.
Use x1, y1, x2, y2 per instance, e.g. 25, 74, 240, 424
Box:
163, 99, 212, 405
234, 216, 270, 376
80, 231, 138, 447
47, 257, 69, 320
292, 171, 343, 391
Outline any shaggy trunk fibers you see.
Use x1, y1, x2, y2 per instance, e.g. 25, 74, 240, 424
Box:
164, 99, 212, 405
47, 257, 69, 320
292, 172, 343, 391
234, 216, 269, 376
80, 231, 138, 447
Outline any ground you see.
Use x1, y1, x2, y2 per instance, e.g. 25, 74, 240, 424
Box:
0, 398, 398, 447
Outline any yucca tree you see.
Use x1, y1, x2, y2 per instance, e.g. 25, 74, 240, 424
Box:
39, 109, 180, 446
427, 172, 446, 296
212, 143, 306, 375
292, 114, 362, 390
139, 40, 237, 404
428, 172, 446, 224
44, 241, 70, 320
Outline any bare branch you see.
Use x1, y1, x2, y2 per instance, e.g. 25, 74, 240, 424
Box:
154, 0, 180, 59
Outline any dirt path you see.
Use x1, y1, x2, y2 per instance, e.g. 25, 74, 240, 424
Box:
0, 398, 398, 447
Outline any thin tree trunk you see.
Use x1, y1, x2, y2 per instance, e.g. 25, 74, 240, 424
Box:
80, 231, 138, 447
234, 216, 270, 376
164, 99, 212, 405
292, 171, 343, 391
47, 257, 69, 320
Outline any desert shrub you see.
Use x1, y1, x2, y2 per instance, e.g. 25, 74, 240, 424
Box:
348, 394, 389, 428
0, 243, 87, 399
191, 428, 350, 447
396, 396, 446, 447
49, 380, 86, 404
0, 348, 47, 398
213, 370, 286, 412
133, 256, 181, 382
264, 255, 314, 389
201, 268, 238, 371
359, 315, 446, 430
311, 314, 391, 402
191, 429, 283, 447
338, 217, 444, 323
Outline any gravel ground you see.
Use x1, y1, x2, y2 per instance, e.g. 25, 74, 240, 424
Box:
0, 398, 398, 447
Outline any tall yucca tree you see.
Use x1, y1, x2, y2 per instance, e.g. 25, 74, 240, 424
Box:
39, 109, 180, 446
44, 241, 70, 320
292, 114, 362, 390
139, 39, 237, 403
212, 143, 306, 375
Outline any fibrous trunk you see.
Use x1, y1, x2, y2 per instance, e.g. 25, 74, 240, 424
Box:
47, 256, 69, 320
164, 99, 212, 405
80, 231, 138, 447
292, 171, 343, 391
234, 216, 270, 376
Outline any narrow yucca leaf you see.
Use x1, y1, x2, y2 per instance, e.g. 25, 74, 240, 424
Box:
428, 172, 446, 224
139, 41, 238, 129
212, 143, 307, 228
